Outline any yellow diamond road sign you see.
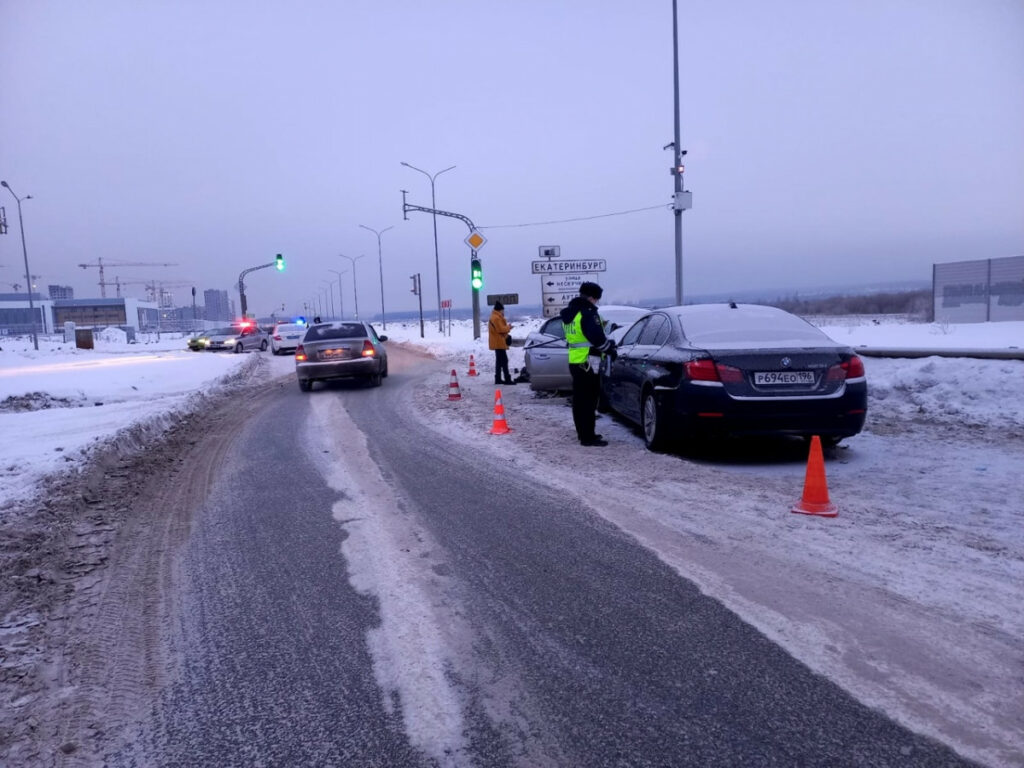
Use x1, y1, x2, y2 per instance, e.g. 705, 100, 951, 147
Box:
465, 230, 486, 250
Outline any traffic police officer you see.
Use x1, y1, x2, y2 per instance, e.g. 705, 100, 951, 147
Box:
559, 281, 616, 446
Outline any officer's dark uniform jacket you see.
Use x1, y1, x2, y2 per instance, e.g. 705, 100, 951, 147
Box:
560, 296, 613, 367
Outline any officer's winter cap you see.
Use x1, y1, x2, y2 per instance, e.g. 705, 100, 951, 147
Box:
579, 282, 603, 300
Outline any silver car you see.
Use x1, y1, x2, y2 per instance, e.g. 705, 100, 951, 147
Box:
295, 321, 388, 391
202, 323, 268, 353
523, 305, 649, 391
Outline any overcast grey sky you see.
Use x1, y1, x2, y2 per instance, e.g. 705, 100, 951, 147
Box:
2, 0, 1022, 318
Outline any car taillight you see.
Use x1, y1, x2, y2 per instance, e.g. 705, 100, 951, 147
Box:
685, 359, 719, 381
715, 363, 743, 383
826, 355, 865, 381
273, 334, 282, 340
844, 355, 865, 378
295, 345, 307, 362
361, 340, 376, 357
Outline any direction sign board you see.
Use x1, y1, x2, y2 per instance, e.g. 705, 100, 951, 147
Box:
542, 305, 564, 318
540, 275, 586, 295
543, 292, 578, 306
531, 259, 606, 275
486, 293, 519, 305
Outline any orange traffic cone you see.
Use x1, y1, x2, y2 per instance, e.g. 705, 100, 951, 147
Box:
467, 354, 480, 376
791, 436, 837, 517
447, 369, 462, 401
489, 389, 512, 434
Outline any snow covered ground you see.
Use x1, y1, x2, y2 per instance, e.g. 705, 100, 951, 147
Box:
1, 315, 1022, 766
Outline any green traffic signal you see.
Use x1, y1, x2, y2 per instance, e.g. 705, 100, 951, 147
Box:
471, 258, 483, 290
275, 253, 285, 271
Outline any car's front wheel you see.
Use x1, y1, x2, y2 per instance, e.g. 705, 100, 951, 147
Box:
234, 343, 243, 354
259, 339, 268, 351
641, 390, 669, 452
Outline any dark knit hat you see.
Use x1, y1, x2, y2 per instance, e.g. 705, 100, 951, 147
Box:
579, 281, 603, 300
494, 301, 504, 310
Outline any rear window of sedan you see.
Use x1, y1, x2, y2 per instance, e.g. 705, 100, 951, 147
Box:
303, 323, 367, 341
274, 324, 305, 334
679, 307, 832, 346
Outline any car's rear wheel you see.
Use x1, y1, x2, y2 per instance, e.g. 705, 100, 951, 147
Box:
641, 389, 669, 451
382, 360, 389, 378
271, 347, 279, 355
368, 369, 383, 387
298, 378, 312, 392
260, 340, 268, 351
234, 343, 243, 353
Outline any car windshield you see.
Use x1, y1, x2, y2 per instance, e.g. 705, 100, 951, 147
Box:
678, 306, 833, 347
210, 327, 239, 335
304, 323, 367, 341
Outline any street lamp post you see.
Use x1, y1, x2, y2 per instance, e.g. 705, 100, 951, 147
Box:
328, 268, 347, 320
321, 279, 336, 319
359, 224, 393, 330
1, 180, 38, 350
339, 253, 366, 319
401, 161, 456, 333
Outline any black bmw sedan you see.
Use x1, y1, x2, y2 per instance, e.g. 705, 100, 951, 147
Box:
600, 304, 867, 451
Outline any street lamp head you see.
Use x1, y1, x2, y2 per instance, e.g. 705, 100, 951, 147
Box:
0, 181, 8, 188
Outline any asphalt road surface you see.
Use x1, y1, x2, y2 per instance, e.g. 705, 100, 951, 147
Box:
107, 348, 976, 767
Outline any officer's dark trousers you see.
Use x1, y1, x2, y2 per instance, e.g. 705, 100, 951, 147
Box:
569, 362, 600, 442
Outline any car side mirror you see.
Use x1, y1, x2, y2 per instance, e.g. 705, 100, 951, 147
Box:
379, 335, 388, 342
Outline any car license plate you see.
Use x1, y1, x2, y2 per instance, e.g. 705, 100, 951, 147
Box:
321, 348, 351, 360
754, 371, 815, 385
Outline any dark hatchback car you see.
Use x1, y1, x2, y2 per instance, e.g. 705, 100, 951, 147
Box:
295, 320, 388, 391
601, 304, 867, 450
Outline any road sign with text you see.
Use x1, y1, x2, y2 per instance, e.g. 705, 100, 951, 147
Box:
531, 259, 606, 274
486, 293, 518, 305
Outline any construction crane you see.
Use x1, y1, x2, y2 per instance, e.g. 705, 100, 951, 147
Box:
78, 257, 178, 298
113, 277, 194, 303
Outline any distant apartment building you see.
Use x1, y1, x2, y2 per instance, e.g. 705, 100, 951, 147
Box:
204, 288, 231, 321
48, 284, 74, 300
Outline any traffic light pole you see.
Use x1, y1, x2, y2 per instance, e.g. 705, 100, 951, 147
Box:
237, 254, 284, 319
401, 192, 483, 340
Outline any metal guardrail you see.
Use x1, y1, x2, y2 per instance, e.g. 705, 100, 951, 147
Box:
855, 347, 1024, 360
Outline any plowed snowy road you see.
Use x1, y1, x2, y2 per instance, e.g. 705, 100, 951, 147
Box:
1, 346, 1019, 767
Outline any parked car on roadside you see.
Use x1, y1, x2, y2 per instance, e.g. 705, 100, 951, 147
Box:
270, 322, 306, 355
295, 320, 388, 391
523, 305, 649, 392
202, 323, 268, 353
186, 332, 210, 352
600, 303, 867, 450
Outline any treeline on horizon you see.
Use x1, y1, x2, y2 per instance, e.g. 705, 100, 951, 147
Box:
765, 289, 932, 319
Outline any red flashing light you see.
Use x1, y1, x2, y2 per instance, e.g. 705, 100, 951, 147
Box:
360, 340, 376, 357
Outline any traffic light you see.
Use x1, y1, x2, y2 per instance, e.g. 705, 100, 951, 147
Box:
471, 258, 483, 290
275, 253, 285, 271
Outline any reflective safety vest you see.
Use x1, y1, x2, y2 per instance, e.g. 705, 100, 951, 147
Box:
563, 311, 603, 364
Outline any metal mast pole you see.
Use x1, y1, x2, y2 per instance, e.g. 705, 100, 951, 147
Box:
672, 0, 684, 305
1, 181, 38, 349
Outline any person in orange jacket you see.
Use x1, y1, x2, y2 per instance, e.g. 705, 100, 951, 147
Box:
487, 301, 515, 385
